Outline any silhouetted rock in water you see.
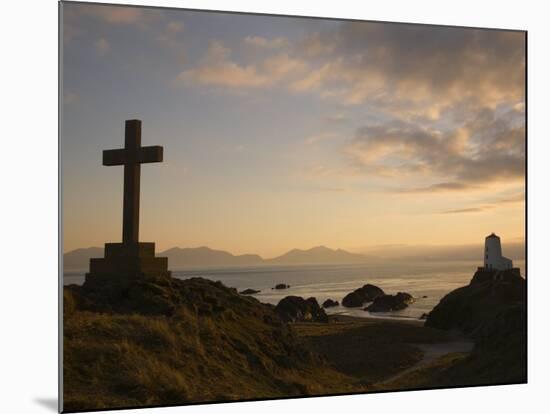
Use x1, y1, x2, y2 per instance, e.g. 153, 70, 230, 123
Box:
422, 295, 428, 298
275, 296, 328, 323
240, 288, 260, 295
424, 268, 526, 384
274, 283, 290, 290
342, 284, 385, 307
322, 299, 339, 308
365, 292, 414, 312
64, 276, 356, 411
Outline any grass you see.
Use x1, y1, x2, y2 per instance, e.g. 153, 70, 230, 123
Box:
63, 278, 365, 411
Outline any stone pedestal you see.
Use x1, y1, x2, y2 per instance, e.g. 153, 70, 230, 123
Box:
85, 242, 171, 284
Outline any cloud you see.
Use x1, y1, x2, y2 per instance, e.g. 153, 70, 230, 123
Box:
156, 20, 186, 51
439, 192, 524, 214
304, 132, 337, 145
174, 21, 524, 198
323, 113, 349, 124
166, 21, 184, 34
497, 192, 525, 204
95, 38, 110, 56
176, 41, 271, 88
179, 23, 524, 118
401, 182, 475, 194
346, 108, 525, 192
81, 5, 149, 25
177, 42, 305, 88
244, 36, 288, 48
441, 207, 489, 214
65, 3, 163, 29
292, 23, 525, 113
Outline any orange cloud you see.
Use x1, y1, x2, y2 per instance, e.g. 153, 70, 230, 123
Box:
177, 42, 306, 88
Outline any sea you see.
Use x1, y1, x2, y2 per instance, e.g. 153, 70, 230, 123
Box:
63, 260, 525, 321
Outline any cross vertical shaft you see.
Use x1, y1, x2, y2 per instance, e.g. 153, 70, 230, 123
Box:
123, 120, 141, 244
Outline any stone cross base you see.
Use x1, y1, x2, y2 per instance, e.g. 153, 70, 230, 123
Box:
85, 242, 171, 284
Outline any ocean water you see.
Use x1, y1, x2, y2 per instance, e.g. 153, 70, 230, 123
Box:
63, 260, 525, 320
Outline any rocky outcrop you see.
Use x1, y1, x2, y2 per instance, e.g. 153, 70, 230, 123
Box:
275, 296, 328, 323
425, 268, 525, 334
342, 284, 385, 307
322, 299, 339, 308
424, 268, 526, 384
240, 288, 260, 295
274, 283, 290, 290
365, 292, 414, 312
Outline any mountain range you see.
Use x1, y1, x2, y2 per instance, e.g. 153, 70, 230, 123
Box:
63, 245, 371, 270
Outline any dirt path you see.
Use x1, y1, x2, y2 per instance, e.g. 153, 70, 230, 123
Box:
380, 339, 474, 384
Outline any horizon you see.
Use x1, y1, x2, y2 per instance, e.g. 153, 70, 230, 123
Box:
63, 238, 526, 262
62, 3, 525, 258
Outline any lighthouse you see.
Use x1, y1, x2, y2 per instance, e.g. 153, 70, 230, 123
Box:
484, 233, 513, 271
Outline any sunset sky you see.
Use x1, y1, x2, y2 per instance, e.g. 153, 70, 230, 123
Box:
61, 2, 525, 257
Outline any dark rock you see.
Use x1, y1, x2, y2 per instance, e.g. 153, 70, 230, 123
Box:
420, 313, 429, 320
322, 298, 339, 308
240, 288, 260, 295
422, 295, 428, 298
470, 267, 521, 286
275, 296, 328, 323
342, 284, 385, 307
274, 283, 290, 290
424, 268, 526, 384
365, 292, 414, 312
425, 268, 525, 335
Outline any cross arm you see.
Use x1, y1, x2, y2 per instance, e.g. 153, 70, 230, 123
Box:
102, 146, 164, 166
103, 149, 126, 166
139, 146, 164, 163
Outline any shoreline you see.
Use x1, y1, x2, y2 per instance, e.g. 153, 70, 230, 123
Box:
328, 314, 425, 325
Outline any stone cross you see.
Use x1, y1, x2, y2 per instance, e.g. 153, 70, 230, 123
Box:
103, 119, 163, 244
85, 119, 170, 283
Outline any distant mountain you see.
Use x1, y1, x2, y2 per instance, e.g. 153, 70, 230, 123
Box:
63, 247, 103, 270
268, 246, 370, 265
63, 245, 371, 270
159, 247, 264, 268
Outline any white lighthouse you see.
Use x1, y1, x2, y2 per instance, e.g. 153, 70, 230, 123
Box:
484, 233, 513, 271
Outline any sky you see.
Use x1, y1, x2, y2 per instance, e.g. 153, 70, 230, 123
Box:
61, 2, 526, 257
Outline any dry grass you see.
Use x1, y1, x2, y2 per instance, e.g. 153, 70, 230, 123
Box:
63, 278, 365, 411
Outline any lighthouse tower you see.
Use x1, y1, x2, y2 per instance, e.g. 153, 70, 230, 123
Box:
484, 233, 513, 271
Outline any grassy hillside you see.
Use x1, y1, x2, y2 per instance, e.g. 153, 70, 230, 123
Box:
63, 277, 364, 411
